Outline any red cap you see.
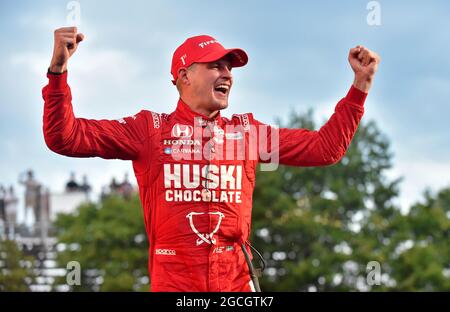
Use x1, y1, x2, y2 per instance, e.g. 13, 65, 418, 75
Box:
171, 35, 248, 85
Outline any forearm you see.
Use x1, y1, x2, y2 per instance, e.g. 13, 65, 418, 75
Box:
42, 71, 78, 154
317, 86, 366, 163
274, 85, 367, 167
352, 75, 373, 93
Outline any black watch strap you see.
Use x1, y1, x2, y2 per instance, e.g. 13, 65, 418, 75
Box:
47, 67, 66, 75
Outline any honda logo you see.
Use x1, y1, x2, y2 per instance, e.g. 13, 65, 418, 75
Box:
172, 124, 194, 138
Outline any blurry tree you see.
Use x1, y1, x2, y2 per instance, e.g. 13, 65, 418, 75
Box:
0, 240, 36, 291
378, 188, 450, 290
54, 194, 148, 291
252, 108, 404, 291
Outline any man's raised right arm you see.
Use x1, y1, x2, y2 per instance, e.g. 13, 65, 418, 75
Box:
42, 27, 150, 160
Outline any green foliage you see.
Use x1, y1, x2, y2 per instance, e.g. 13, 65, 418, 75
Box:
54, 194, 148, 291
384, 189, 450, 291
0, 240, 36, 291
252, 109, 449, 291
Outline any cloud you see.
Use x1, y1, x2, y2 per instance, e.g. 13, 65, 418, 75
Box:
10, 52, 50, 75
387, 159, 450, 212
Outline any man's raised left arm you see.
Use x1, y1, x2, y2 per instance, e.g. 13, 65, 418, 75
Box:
255, 46, 380, 167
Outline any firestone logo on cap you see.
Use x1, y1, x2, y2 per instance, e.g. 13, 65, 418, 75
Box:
198, 40, 219, 48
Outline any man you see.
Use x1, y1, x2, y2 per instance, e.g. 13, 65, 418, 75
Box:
42, 27, 380, 291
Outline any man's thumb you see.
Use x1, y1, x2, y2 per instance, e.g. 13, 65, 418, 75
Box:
76, 33, 85, 43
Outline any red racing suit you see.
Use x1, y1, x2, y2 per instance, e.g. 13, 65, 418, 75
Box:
42, 71, 367, 291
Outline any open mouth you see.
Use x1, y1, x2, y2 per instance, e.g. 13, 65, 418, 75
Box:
214, 84, 230, 96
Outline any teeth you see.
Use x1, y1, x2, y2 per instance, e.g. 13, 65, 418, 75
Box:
215, 84, 229, 90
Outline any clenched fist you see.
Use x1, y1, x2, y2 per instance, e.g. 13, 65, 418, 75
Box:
49, 27, 84, 73
348, 45, 380, 93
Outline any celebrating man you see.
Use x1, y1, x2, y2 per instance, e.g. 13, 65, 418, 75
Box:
43, 27, 380, 291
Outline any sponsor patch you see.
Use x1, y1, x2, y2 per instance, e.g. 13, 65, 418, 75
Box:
151, 112, 161, 129
155, 249, 176, 256
225, 132, 243, 140
172, 124, 193, 137
164, 147, 172, 155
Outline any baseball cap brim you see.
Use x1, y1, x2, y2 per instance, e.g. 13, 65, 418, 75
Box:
196, 48, 248, 68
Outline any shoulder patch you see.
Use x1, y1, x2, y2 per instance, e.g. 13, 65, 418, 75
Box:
151, 112, 161, 129
233, 113, 251, 131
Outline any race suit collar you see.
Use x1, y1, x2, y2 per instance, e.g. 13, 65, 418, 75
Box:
175, 98, 223, 126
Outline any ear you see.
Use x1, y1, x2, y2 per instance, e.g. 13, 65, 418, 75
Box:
177, 67, 190, 85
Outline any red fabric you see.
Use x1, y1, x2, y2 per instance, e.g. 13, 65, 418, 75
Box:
42, 72, 366, 291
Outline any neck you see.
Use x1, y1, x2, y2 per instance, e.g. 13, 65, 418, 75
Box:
180, 96, 219, 119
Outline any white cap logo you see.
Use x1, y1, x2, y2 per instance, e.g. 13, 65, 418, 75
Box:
180, 54, 187, 65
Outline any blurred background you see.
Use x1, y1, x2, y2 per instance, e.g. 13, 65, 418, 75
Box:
0, 0, 449, 291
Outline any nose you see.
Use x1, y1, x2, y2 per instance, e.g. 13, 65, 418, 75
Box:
221, 66, 232, 81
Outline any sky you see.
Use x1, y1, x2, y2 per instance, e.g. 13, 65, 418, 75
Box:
0, 0, 449, 219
